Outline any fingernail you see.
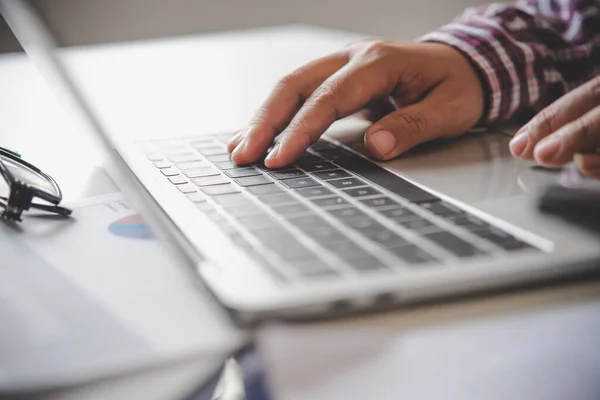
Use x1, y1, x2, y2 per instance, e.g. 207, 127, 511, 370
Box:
368, 130, 396, 158
509, 132, 528, 157
231, 137, 247, 157
534, 137, 560, 162
265, 142, 280, 163
228, 130, 244, 146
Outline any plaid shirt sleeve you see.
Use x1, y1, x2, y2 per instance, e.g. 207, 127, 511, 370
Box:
419, 0, 600, 124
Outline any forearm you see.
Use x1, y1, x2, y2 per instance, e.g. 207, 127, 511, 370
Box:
419, 0, 600, 124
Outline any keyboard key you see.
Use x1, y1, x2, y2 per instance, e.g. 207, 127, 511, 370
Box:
168, 154, 202, 163
287, 215, 329, 230
303, 227, 347, 242
424, 231, 485, 257
176, 161, 208, 170
421, 201, 464, 217
360, 197, 400, 209
177, 183, 197, 194
289, 259, 338, 278
251, 227, 294, 240
333, 156, 439, 203
296, 186, 334, 198
313, 170, 351, 180
271, 203, 312, 217
364, 228, 410, 247
388, 245, 438, 264
281, 177, 321, 189
192, 175, 229, 186
246, 183, 284, 196
235, 175, 272, 187
258, 193, 297, 206
476, 227, 533, 251
183, 167, 220, 178
328, 207, 369, 222
343, 187, 382, 198
328, 177, 367, 189
200, 184, 240, 196
204, 210, 225, 223
186, 192, 207, 203
196, 202, 217, 213
220, 222, 240, 236
310, 140, 338, 151
271, 245, 315, 261
450, 214, 489, 231
212, 193, 252, 207
298, 162, 337, 172
327, 241, 371, 260
147, 153, 163, 162
224, 168, 261, 178
153, 160, 171, 169
311, 196, 350, 208
205, 154, 231, 162
319, 149, 360, 163
215, 161, 239, 170
225, 205, 266, 218
237, 215, 278, 230
396, 218, 440, 232
198, 147, 228, 156
345, 255, 389, 272
344, 218, 385, 232
188, 138, 217, 146
269, 169, 306, 180
380, 207, 417, 219
297, 153, 325, 163
168, 175, 188, 185
257, 163, 275, 171
161, 167, 180, 177
159, 147, 185, 154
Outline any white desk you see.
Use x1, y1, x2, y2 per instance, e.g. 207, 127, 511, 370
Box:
2, 25, 599, 399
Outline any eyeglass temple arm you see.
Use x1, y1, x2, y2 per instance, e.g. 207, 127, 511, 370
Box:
0, 196, 72, 217
28, 202, 72, 216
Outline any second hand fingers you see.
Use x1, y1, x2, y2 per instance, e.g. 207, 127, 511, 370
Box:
511, 76, 600, 159
230, 53, 349, 164
534, 105, 600, 166
575, 153, 600, 179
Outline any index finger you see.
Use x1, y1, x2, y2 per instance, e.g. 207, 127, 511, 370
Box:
264, 59, 400, 168
229, 53, 348, 165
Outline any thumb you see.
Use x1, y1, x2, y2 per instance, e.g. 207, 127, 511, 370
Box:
364, 84, 476, 160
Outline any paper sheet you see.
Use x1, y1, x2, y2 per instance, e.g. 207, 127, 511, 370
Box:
0, 192, 245, 393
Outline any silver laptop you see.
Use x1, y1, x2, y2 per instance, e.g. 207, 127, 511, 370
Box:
4, 0, 600, 323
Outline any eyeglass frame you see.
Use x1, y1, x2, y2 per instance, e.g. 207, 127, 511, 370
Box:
0, 146, 72, 221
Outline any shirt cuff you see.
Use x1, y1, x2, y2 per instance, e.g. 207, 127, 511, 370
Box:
418, 23, 516, 124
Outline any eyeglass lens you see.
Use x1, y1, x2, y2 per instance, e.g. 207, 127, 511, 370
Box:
0, 153, 60, 196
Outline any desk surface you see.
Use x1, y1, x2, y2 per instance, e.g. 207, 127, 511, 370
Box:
1, 25, 599, 400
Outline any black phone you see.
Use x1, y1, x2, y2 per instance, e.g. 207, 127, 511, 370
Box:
538, 184, 600, 232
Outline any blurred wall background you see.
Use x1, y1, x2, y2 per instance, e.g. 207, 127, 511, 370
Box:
1, 0, 499, 53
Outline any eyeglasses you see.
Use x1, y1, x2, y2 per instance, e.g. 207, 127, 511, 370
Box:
0, 146, 72, 222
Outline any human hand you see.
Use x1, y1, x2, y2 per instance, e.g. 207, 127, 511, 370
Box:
227, 41, 485, 169
509, 76, 600, 179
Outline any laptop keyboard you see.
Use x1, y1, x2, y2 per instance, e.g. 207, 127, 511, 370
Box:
141, 134, 538, 282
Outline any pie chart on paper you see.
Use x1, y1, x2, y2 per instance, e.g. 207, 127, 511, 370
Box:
108, 214, 154, 240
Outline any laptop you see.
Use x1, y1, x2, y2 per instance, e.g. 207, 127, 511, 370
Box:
4, 0, 600, 323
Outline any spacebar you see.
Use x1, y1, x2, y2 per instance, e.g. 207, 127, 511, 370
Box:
335, 156, 439, 203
